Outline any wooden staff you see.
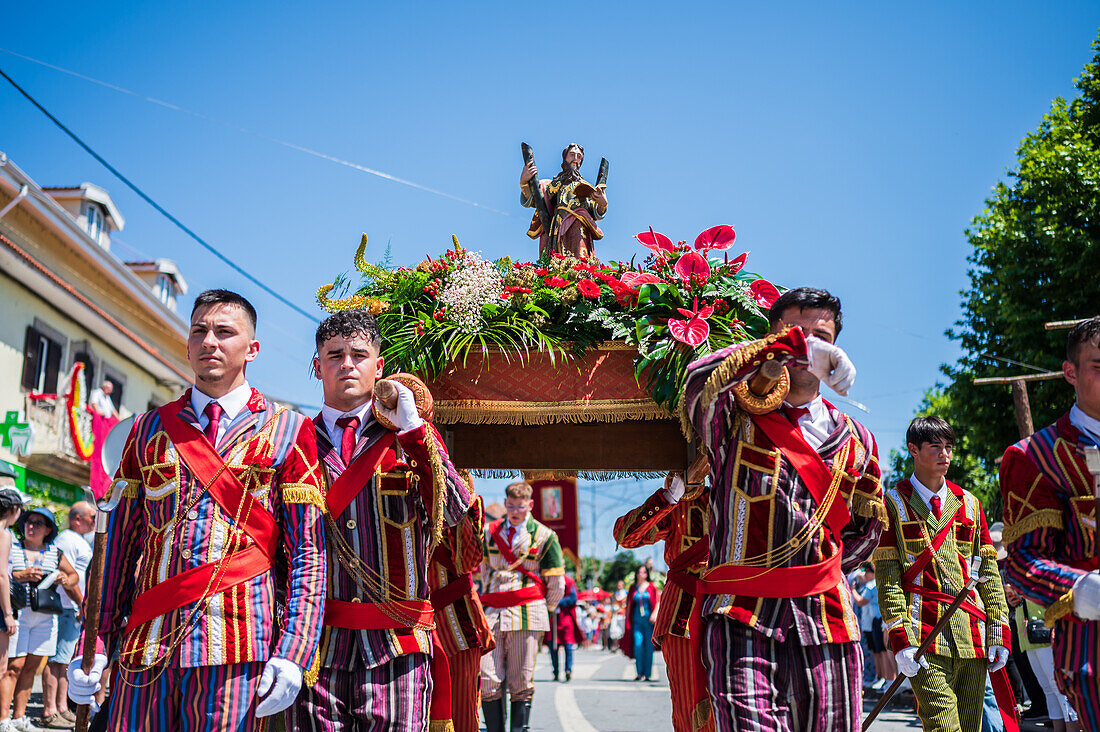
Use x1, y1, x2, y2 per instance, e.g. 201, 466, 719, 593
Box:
75, 508, 110, 732
861, 574, 981, 731
749, 359, 785, 397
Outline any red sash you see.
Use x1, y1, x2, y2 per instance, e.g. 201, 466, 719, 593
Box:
325, 432, 396, 517
125, 399, 279, 634
481, 519, 546, 609
664, 538, 709, 597
430, 573, 474, 611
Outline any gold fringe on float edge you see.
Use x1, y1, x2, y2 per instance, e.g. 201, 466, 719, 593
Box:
433, 398, 672, 426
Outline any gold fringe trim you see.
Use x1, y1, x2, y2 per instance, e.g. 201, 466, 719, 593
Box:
873, 547, 900, 562
1045, 588, 1075, 627
424, 426, 448, 553
679, 329, 789, 439
303, 644, 323, 686
851, 491, 889, 523
428, 721, 455, 732
691, 699, 712, 731
732, 368, 790, 415
1002, 509, 1064, 544
541, 566, 565, 577
433, 399, 671, 426
979, 545, 1000, 559
281, 483, 327, 508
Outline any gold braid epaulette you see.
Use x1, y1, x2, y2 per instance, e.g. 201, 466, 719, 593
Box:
678, 329, 791, 439
281, 483, 326, 508
424, 426, 448, 553
979, 545, 1000, 560
1045, 588, 1076, 627
851, 491, 889, 523
1002, 509, 1064, 544
873, 546, 900, 563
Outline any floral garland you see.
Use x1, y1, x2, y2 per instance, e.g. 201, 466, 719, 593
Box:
318, 226, 782, 410
66, 362, 94, 460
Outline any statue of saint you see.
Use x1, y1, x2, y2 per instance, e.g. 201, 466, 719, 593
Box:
520, 143, 608, 259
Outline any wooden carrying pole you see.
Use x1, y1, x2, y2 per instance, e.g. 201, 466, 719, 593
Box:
748, 359, 785, 396
75, 511, 109, 732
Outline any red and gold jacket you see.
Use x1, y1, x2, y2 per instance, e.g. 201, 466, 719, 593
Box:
429, 494, 494, 656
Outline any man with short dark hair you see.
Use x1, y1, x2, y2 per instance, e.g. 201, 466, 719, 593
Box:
67, 289, 328, 730
1000, 315, 1100, 730
290, 308, 472, 731
680, 286, 885, 731
875, 416, 1013, 732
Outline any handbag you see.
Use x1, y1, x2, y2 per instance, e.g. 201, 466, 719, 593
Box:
29, 585, 63, 615
1026, 617, 1052, 645
9, 581, 27, 614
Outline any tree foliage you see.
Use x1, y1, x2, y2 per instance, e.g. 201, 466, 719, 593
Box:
933, 34, 1100, 502
598, 551, 642, 590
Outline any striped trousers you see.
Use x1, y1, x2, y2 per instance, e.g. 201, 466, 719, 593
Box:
105, 662, 266, 732
663, 635, 715, 732
479, 630, 540, 702
287, 653, 432, 732
910, 653, 987, 732
702, 616, 862, 732
1054, 619, 1100, 732
447, 647, 482, 732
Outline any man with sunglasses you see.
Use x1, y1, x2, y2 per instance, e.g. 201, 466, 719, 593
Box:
479, 481, 564, 732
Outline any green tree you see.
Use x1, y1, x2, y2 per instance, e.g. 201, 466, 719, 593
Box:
599, 551, 642, 590
934, 34, 1100, 488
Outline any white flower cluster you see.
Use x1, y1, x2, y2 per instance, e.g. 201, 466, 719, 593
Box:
438, 251, 503, 332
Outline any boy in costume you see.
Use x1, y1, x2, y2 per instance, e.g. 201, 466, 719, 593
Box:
429, 477, 494, 732
679, 287, 886, 732
613, 454, 714, 732
1000, 316, 1100, 729
289, 309, 472, 731
67, 289, 327, 730
875, 416, 1013, 732
479, 481, 564, 732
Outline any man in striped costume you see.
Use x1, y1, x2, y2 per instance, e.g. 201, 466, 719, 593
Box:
1000, 316, 1100, 729
679, 287, 886, 732
289, 309, 472, 731
613, 455, 714, 732
875, 416, 1013, 732
479, 481, 565, 732
67, 289, 327, 730
429, 484, 495, 732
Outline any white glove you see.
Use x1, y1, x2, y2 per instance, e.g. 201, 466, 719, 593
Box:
987, 645, 1009, 673
67, 653, 108, 706
895, 646, 930, 678
377, 382, 424, 434
255, 657, 303, 717
664, 474, 686, 503
1072, 571, 1100, 621
805, 335, 857, 396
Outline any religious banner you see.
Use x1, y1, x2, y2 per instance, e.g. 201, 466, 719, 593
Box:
526, 473, 580, 565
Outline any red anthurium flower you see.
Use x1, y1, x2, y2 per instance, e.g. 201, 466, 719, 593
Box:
668, 298, 714, 348
726, 251, 749, 273
674, 250, 712, 284
576, 279, 601, 299
545, 276, 571, 288
694, 225, 737, 252
620, 271, 661, 287
749, 279, 780, 308
635, 230, 675, 253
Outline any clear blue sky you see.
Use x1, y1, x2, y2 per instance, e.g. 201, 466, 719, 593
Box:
3, 2, 1097, 560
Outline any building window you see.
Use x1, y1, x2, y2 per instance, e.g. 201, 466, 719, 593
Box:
102, 370, 125, 412
21, 326, 63, 394
72, 350, 96, 388
84, 203, 104, 241
155, 273, 172, 305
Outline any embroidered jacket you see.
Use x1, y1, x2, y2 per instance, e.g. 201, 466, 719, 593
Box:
99, 388, 326, 670
481, 515, 565, 633
680, 329, 886, 645
314, 414, 472, 671
1000, 413, 1098, 626
429, 494, 494, 656
874, 479, 1010, 658
613, 487, 709, 645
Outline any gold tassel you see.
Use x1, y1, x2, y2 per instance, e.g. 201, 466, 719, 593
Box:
424, 427, 448, 553
428, 721, 455, 732
1044, 588, 1075, 627
303, 643, 323, 686
1002, 509, 1064, 544
432, 399, 671, 426
691, 699, 712, 731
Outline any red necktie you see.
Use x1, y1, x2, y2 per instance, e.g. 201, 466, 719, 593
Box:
335, 415, 360, 465
203, 401, 222, 445
507, 526, 516, 546
782, 404, 810, 424
929, 494, 942, 519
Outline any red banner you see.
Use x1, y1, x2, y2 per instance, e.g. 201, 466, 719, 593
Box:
89, 412, 119, 499
528, 475, 580, 565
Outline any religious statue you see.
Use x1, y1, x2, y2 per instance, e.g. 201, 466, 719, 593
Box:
520, 142, 608, 259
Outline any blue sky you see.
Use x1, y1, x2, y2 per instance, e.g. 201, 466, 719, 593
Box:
3, 2, 1097, 560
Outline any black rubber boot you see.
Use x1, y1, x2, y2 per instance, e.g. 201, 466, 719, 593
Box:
509, 700, 531, 732
482, 696, 506, 732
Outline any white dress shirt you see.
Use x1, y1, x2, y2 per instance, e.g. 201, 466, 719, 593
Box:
503, 516, 530, 553
190, 382, 253, 446
319, 400, 374, 450
909, 473, 949, 514
782, 394, 838, 451
1070, 403, 1100, 447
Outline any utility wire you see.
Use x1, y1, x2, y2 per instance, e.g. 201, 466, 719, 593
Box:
0, 47, 510, 216
0, 65, 319, 323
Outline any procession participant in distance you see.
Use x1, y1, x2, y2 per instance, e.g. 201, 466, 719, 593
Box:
679, 287, 886, 732
290, 308, 472, 732
613, 453, 714, 732
66, 289, 327, 730
1000, 316, 1100, 730
479, 482, 565, 732
428, 472, 494, 732
875, 416, 1014, 732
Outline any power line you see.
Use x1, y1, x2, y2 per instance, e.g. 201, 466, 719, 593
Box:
0, 65, 319, 323
0, 47, 511, 216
